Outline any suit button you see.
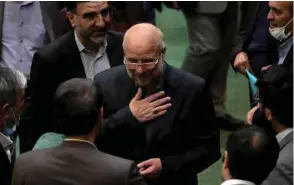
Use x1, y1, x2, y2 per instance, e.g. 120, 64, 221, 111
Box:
19, 39, 23, 43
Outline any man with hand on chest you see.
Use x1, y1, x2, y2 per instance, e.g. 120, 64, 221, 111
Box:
95, 23, 220, 185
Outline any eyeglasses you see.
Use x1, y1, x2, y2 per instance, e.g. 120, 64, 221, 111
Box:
124, 54, 162, 70
74, 7, 112, 22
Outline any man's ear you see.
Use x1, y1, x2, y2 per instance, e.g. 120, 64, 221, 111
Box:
67, 12, 76, 28
223, 151, 229, 169
264, 108, 273, 121
0, 103, 10, 117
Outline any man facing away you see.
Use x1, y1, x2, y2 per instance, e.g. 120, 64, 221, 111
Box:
221, 126, 280, 185
95, 23, 220, 185
12, 78, 146, 185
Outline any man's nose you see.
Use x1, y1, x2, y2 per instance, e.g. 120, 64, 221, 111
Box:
135, 65, 144, 74
94, 15, 106, 27
267, 10, 274, 21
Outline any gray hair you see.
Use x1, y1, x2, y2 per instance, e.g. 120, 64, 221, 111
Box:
0, 67, 27, 106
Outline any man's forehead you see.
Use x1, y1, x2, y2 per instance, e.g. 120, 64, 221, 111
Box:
270, 1, 291, 10
77, 2, 108, 12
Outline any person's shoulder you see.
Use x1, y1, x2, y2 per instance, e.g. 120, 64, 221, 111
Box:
14, 148, 53, 171
94, 65, 126, 83
94, 151, 134, 177
99, 151, 133, 167
107, 30, 124, 42
37, 32, 73, 57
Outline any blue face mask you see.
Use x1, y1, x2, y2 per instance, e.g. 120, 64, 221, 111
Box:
3, 105, 19, 136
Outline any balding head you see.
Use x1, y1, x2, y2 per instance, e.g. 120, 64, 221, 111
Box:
122, 23, 166, 89
123, 23, 165, 55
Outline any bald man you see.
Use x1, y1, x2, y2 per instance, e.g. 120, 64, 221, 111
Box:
95, 23, 220, 185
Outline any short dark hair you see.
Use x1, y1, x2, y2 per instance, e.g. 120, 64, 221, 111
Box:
65, 1, 88, 12
53, 78, 102, 136
226, 126, 279, 184
257, 65, 293, 128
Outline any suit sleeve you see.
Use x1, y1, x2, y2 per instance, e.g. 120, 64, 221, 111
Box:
231, 1, 248, 71
28, 52, 58, 137
160, 82, 221, 178
127, 162, 147, 185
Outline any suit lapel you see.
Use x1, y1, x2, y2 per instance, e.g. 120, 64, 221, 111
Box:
279, 132, 293, 150
145, 64, 182, 145
106, 31, 124, 67
60, 32, 86, 78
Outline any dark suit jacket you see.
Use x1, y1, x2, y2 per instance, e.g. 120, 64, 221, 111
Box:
0, 1, 69, 56
19, 31, 124, 153
94, 64, 221, 185
0, 143, 11, 185
12, 140, 146, 185
262, 132, 293, 185
232, 2, 275, 77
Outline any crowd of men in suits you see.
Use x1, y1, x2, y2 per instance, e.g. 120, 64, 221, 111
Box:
0, 1, 292, 185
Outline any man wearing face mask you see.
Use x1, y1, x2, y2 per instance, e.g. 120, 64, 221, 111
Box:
247, 1, 293, 125
0, 67, 26, 185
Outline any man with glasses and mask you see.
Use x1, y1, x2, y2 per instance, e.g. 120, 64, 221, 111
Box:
0, 67, 26, 185
95, 23, 220, 185
20, 1, 124, 153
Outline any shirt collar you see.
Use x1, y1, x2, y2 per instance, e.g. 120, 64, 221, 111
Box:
63, 138, 98, 150
276, 128, 293, 143
221, 179, 256, 185
0, 132, 13, 150
74, 31, 108, 54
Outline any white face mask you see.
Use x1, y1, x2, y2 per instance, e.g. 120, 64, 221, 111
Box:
269, 18, 293, 41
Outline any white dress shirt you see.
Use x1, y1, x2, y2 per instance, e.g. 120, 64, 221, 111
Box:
221, 179, 256, 185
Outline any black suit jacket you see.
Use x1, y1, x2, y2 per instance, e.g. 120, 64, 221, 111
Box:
0, 143, 11, 185
232, 2, 275, 77
19, 31, 124, 153
94, 64, 221, 185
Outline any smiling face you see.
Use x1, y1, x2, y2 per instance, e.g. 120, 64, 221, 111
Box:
68, 2, 111, 47
123, 24, 165, 88
267, 1, 293, 33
